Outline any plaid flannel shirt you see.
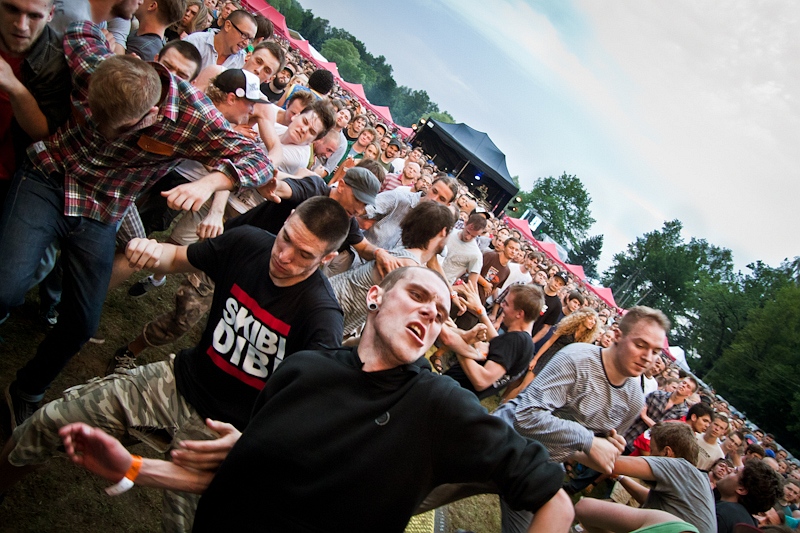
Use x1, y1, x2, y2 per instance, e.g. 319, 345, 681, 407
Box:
622, 389, 689, 445
27, 21, 273, 224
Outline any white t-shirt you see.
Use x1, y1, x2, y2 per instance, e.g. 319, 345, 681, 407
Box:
275, 123, 312, 175
695, 433, 725, 470
441, 230, 483, 285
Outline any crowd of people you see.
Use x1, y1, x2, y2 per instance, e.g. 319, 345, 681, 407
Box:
0, 1, 796, 532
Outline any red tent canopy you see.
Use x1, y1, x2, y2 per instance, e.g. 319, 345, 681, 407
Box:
246, 0, 290, 38
371, 105, 393, 124
564, 263, 586, 282
587, 284, 618, 309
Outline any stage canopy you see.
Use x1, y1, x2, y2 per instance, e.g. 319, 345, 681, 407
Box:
413, 120, 518, 215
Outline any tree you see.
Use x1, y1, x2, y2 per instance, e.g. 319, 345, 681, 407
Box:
509, 173, 594, 250
567, 235, 604, 280
601, 220, 735, 331
320, 38, 364, 84
705, 282, 800, 455
391, 86, 438, 126
687, 258, 799, 376
422, 111, 455, 124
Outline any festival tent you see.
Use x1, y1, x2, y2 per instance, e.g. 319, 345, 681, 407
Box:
413, 120, 518, 215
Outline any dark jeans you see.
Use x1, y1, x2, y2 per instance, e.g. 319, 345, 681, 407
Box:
0, 165, 116, 400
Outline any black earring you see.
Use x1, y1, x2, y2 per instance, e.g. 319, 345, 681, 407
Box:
368, 302, 378, 311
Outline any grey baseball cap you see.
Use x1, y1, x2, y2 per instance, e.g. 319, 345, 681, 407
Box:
343, 167, 380, 206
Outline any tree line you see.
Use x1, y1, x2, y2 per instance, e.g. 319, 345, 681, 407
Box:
509, 174, 800, 455
269, 0, 454, 127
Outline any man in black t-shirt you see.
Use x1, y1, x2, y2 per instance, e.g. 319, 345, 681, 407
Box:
532, 271, 567, 348
0, 198, 351, 530
443, 284, 543, 399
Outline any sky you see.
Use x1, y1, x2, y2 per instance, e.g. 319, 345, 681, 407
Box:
299, 0, 799, 274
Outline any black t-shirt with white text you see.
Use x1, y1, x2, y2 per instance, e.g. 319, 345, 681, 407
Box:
174, 227, 344, 429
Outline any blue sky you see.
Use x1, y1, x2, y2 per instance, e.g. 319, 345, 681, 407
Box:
299, 0, 799, 274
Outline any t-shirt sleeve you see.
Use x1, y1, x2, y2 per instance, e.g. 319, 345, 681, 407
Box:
642, 456, 682, 495
285, 175, 329, 201
346, 218, 364, 246
187, 226, 263, 282
487, 333, 519, 373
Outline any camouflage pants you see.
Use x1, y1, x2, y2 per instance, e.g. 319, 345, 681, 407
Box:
10, 359, 218, 533
142, 272, 215, 348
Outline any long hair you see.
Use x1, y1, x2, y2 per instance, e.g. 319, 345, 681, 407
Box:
553, 307, 600, 344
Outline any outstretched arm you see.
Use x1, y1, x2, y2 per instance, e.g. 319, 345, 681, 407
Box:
125, 238, 197, 275
59, 423, 214, 494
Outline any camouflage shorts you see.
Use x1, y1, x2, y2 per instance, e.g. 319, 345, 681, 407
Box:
10, 359, 217, 533
142, 272, 215, 348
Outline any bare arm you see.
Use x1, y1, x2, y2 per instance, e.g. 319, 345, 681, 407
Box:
163, 171, 236, 212
59, 423, 214, 494
638, 404, 656, 429
615, 474, 651, 504
529, 333, 559, 370
196, 190, 230, 240
0, 58, 49, 140
125, 239, 198, 275
531, 323, 552, 344
526, 489, 574, 533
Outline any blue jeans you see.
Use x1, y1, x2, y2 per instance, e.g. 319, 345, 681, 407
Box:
0, 165, 116, 400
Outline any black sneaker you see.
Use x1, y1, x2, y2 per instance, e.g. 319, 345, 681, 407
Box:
4, 382, 40, 432
40, 304, 58, 328
128, 276, 165, 298
106, 346, 138, 375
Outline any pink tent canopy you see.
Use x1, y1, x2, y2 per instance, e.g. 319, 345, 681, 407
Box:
245, 0, 290, 38
564, 264, 586, 282
371, 105, 393, 124
339, 80, 367, 101
587, 284, 618, 309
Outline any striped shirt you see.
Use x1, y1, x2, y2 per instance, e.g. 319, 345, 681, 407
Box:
28, 22, 272, 225
495, 343, 644, 462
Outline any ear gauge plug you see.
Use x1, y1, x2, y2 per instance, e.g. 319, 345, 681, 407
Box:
368, 302, 378, 311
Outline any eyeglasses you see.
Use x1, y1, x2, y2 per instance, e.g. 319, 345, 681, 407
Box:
228, 19, 254, 44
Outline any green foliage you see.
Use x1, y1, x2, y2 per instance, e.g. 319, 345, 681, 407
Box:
687, 259, 799, 376
706, 282, 800, 455
320, 38, 364, 84
567, 235, 604, 279
601, 220, 734, 331
422, 110, 456, 124
509, 173, 595, 249
268, 0, 437, 126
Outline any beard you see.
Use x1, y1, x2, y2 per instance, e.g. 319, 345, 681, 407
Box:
272, 78, 288, 90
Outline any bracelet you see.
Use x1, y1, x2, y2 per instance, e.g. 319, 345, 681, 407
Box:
476, 306, 485, 316
105, 455, 143, 496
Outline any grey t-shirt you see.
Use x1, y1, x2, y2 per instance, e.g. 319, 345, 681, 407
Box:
643, 456, 717, 533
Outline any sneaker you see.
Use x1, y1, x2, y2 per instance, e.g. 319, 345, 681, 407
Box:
106, 346, 137, 375
88, 335, 105, 344
4, 382, 40, 432
128, 276, 165, 298
40, 304, 58, 328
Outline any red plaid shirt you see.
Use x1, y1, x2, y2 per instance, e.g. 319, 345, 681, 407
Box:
27, 22, 273, 224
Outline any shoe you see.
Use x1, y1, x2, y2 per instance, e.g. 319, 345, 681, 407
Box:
106, 346, 137, 375
40, 304, 58, 328
128, 276, 165, 298
88, 335, 105, 344
4, 382, 40, 432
